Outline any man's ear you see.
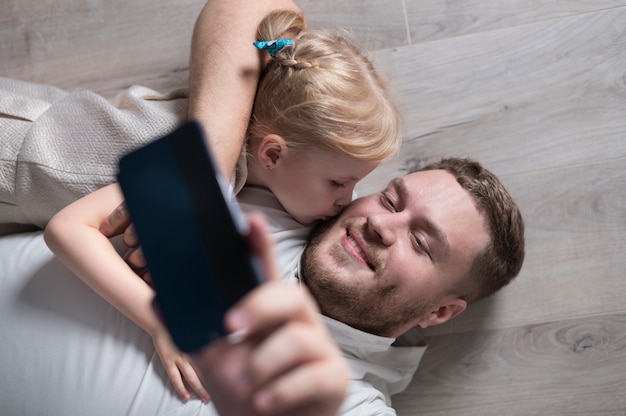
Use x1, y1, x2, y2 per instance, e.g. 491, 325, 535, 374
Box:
257, 134, 287, 169
417, 296, 467, 329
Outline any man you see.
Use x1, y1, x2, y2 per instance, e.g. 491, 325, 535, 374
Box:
109, 159, 525, 415
104, 0, 525, 414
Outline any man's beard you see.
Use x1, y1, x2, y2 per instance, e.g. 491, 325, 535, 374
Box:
300, 216, 435, 338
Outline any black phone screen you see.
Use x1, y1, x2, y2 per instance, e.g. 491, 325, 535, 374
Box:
118, 121, 264, 352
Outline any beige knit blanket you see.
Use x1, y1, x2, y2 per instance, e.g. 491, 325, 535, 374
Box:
0, 77, 188, 234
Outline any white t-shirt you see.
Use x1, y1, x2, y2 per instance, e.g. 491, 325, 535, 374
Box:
0, 78, 425, 414
237, 185, 427, 415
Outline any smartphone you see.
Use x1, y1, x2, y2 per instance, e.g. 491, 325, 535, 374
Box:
117, 120, 264, 352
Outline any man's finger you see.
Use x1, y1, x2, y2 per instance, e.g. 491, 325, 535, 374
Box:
248, 321, 334, 389
252, 358, 348, 416
124, 247, 148, 273
225, 282, 318, 336
122, 223, 139, 247
99, 201, 132, 237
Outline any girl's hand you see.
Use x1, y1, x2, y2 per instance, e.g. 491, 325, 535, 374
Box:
151, 329, 210, 403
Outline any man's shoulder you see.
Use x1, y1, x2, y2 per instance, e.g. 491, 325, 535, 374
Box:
339, 379, 397, 416
324, 317, 427, 405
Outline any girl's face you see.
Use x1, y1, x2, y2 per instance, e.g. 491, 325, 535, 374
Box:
270, 148, 378, 224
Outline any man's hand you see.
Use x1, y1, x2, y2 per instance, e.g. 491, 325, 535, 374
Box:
190, 214, 349, 415
99, 201, 135, 245
100, 201, 149, 277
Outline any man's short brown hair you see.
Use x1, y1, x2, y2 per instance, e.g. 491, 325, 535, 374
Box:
419, 158, 525, 303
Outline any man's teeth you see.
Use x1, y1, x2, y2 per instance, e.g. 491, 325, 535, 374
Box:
348, 235, 364, 258
348, 235, 373, 270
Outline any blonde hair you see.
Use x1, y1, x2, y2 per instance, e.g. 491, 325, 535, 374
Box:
248, 10, 401, 162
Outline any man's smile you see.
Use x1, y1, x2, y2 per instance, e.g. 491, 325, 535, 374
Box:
341, 228, 376, 271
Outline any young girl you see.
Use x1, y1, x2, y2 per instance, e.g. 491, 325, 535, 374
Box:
44, 10, 401, 403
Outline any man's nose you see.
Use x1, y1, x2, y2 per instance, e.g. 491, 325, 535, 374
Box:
366, 212, 401, 247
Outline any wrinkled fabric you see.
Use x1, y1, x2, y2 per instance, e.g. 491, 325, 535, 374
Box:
0, 77, 188, 233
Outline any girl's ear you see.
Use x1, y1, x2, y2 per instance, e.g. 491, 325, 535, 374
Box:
257, 134, 287, 169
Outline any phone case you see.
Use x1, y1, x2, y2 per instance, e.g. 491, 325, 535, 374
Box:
117, 121, 264, 352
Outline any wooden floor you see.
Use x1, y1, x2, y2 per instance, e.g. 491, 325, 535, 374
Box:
2, 0, 626, 414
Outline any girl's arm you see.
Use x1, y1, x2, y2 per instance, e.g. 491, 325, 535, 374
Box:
44, 184, 209, 402
101, 0, 303, 248
187, 0, 301, 179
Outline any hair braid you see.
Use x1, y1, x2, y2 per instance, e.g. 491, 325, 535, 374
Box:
249, 10, 401, 163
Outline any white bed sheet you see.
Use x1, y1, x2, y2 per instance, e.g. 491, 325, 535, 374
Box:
0, 231, 217, 416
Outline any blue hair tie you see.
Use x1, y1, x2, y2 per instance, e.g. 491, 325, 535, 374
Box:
253, 39, 294, 57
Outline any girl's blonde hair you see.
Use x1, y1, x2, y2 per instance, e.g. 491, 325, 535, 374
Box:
248, 10, 401, 162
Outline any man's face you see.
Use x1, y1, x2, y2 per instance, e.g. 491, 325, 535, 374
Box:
301, 169, 490, 337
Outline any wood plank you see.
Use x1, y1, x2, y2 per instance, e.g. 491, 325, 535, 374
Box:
406, 0, 626, 43
394, 313, 626, 416
357, 6, 626, 188
0, 0, 204, 97
419, 157, 626, 336
0, 0, 407, 97
298, 0, 408, 51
